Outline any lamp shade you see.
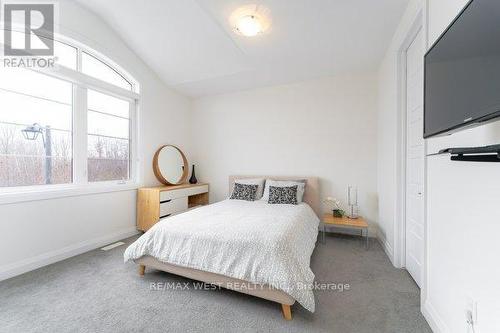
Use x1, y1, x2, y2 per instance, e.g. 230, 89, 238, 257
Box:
348, 185, 358, 206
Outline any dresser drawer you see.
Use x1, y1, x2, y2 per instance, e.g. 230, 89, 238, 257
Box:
159, 184, 209, 201
160, 197, 188, 218
138, 184, 209, 231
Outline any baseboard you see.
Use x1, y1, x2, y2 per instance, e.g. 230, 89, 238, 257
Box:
422, 300, 450, 333
377, 231, 395, 266
0, 227, 139, 281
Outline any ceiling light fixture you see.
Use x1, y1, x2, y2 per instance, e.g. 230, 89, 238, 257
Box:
235, 15, 263, 37
231, 5, 271, 37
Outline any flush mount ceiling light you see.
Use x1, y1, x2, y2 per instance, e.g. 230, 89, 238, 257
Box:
235, 15, 262, 37
230, 5, 271, 37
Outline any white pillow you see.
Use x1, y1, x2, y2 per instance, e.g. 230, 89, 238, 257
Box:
233, 178, 265, 200
261, 179, 306, 203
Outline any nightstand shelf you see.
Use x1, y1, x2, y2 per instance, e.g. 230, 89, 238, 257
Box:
320, 214, 369, 248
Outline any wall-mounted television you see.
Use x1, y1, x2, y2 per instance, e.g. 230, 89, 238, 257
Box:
424, 0, 500, 138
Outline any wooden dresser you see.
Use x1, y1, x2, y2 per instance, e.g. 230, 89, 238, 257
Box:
137, 183, 209, 231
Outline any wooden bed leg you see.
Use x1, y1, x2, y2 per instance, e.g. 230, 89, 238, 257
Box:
139, 265, 145, 276
281, 304, 292, 320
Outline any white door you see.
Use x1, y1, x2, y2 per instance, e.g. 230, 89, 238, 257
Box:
405, 29, 425, 287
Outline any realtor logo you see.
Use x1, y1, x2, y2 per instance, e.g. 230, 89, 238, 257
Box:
3, 3, 54, 56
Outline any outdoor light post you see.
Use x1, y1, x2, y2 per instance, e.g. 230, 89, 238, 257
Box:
21, 123, 52, 184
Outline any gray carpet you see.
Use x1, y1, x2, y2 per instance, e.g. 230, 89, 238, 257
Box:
0, 234, 431, 333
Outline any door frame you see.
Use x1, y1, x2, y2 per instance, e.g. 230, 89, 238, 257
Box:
393, 2, 438, 329
394, 9, 425, 271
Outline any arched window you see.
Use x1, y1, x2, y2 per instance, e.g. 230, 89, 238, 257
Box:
0, 30, 140, 193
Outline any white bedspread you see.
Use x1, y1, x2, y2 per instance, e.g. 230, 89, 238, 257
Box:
124, 199, 320, 312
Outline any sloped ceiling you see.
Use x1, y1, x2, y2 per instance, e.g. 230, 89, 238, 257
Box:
76, 0, 409, 97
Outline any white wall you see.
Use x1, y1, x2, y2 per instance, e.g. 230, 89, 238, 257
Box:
0, 0, 192, 280
378, 0, 500, 331
191, 74, 379, 232
425, 1, 500, 332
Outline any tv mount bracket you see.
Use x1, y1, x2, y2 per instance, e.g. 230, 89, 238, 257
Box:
437, 144, 500, 162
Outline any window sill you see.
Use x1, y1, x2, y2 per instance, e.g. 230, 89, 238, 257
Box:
0, 182, 140, 205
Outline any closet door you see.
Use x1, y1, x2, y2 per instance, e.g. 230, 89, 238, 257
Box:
405, 28, 425, 288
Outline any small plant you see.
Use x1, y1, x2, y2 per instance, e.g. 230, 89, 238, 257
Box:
324, 197, 345, 217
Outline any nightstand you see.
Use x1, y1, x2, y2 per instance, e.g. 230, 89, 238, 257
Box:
320, 214, 369, 248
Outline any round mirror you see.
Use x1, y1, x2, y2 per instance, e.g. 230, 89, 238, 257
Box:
153, 145, 188, 185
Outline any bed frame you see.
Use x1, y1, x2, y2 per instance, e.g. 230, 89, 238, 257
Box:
135, 176, 320, 320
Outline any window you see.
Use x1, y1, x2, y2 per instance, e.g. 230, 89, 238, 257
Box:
82, 52, 133, 90
0, 67, 73, 187
8, 31, 78, 70
87, 90, 130, 182
52, 39, 78, 70
0, 31, 139, 193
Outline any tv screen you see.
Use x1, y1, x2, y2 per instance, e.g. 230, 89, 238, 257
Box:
424, 0, 500, 138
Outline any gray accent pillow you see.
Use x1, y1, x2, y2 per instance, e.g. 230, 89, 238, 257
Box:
261, 179, 307, 203
234, 178, 265, 199
230, 183, 258, 201
268, 185, 298, 205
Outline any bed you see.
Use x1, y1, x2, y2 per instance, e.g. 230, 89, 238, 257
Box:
124, 176, 321, 320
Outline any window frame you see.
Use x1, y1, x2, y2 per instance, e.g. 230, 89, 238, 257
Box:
0, 32, 141, 204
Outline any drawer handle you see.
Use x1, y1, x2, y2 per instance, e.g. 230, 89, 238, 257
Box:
160, 199, 172, 204
160, 213, 172, 219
